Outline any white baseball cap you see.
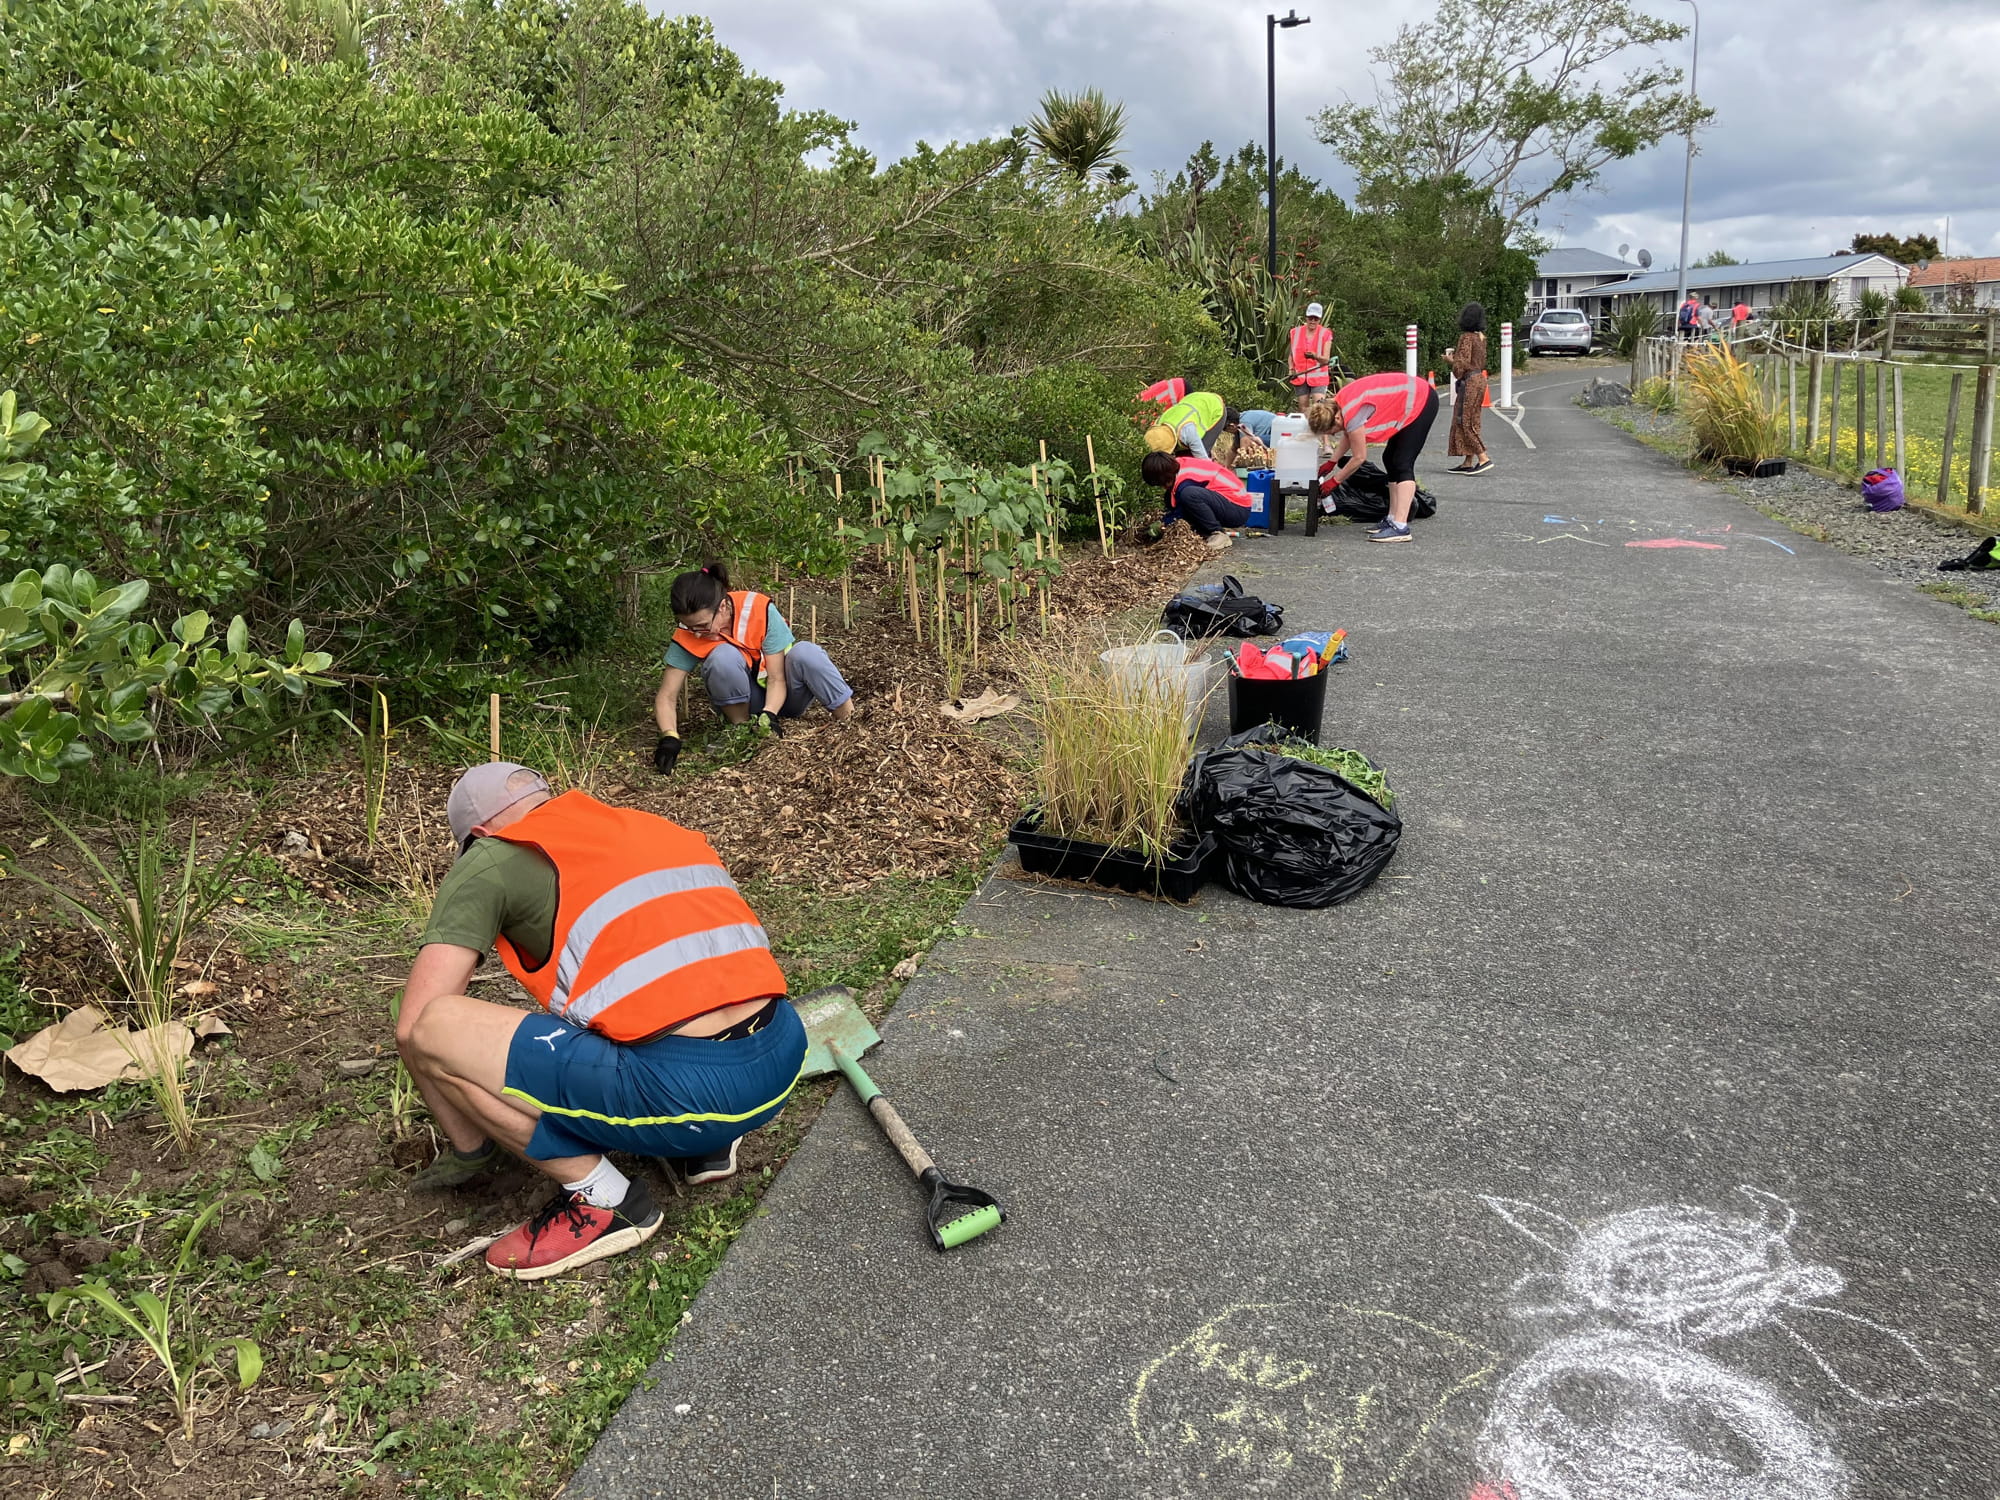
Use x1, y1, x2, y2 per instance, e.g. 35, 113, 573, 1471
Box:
1305, 302, 1324, 318
446, 761, 551, 851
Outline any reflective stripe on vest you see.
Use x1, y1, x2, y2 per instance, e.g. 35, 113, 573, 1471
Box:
1289, 324, 1331, 385
1333, 373, 1427, 446
670, 590, 771, 672
1157, 391, 1225, 437
491, 792, 786, 1042
1173, 456, 1250, 506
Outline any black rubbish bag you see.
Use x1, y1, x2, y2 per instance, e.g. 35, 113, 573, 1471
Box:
1178, 724, 1401, 909
1162, 574, 1285, 639
1316, 459, 1437, 521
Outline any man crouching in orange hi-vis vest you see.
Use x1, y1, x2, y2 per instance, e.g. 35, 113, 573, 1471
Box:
395, 762, 806, 1279
649, 562, 855, 775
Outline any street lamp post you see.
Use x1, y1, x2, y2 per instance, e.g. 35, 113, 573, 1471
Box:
1266, 10, 1310, 279
1671, 0, 1700, 323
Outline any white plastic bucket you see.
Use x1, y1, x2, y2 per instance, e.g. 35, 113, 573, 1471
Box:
1100, 632, 1214, 732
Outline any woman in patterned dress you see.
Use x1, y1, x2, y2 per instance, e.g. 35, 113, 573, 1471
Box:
1448, 303, 1492, 474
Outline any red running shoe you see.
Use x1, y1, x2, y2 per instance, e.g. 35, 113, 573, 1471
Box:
485, 1180, 661, 1280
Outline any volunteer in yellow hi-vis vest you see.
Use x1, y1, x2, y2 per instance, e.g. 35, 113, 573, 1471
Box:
1145, 390, 1239, 459
649, 562, 855, 775
396, 763, 806, 1280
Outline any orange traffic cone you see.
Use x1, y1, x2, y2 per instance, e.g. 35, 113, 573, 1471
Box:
1483, 386, 1493, 407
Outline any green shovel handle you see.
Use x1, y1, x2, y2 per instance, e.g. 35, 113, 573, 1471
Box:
830, 1044, 882, 1105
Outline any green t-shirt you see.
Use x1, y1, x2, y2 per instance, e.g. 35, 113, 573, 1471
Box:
419, 836, 560, 969
661, 599, 796, 674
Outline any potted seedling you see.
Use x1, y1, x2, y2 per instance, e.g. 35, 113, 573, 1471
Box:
1684, 345, 1788, 477
1008, 637, 1215, 901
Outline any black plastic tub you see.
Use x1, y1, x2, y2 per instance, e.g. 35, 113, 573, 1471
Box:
1227, 669, 1330, 743
1007, 811, 1213, 902
1722, 456, 1788, 477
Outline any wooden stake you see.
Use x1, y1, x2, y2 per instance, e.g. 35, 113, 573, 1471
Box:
1892, 364, 1905, 474
841, 572, 851, 628
1853, 358, 1865, 469
1039, 439, 1048, 466
1938, 370, 1965, 508
1873, 362, 1887, 467
788, 586, 797, 626
1806, 352, 1824, 451
1787, 358, 1798, 451
488, 693, 501, 762
810, 604, 818, 642
1826, 361, 1843, 467
1085, 433, 1109, 557
1969, 364, 1995, 515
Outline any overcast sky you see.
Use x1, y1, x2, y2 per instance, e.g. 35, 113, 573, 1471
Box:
690, 0, 2000, 269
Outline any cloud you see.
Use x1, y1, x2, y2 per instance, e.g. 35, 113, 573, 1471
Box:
695, 0, 2000, 263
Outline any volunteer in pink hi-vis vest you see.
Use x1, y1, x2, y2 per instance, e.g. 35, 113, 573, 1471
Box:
1288, 303, 1334, 403
1308, 371, 1440, 545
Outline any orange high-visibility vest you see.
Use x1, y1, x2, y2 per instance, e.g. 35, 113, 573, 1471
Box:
670, 590, 772, 673
1172, 456, 1251, 507
1140, 377, 1188, 406
1289, 324, 1332, 387
1333, 373, 1427, 446
491, 792, 786, 1043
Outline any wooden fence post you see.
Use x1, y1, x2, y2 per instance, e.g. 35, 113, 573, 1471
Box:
1826, 361, 1843, 466
1854, 359, 1866, 469
1787, 358, 1798, 451
1873, 363, 1887, 467
1806, 353, 1824, 450
1892, 365, 1904, 474
1969, 364, 1996, 515
1938, 371, 1965, 508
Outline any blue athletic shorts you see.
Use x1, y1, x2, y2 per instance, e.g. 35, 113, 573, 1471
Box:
501, 1000, 806, 1161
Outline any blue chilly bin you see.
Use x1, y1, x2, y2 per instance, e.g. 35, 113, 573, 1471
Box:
1242, 469, 1275, 530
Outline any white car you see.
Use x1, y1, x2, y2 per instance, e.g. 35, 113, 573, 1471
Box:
1528, 309, 1596, 356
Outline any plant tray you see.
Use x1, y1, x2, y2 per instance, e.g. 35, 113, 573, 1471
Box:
1722, 456, 1787, 478
1007, 811, 1212, 903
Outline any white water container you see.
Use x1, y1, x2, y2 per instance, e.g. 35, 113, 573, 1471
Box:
1274, 435, 1318, 491
1271, 413, 1312, 443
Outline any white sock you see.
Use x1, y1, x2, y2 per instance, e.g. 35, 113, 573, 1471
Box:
563, 1158, 630, 1209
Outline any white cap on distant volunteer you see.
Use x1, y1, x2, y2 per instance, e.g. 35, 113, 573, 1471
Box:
1305, 302, 1324, 318
446, 761, 551, 852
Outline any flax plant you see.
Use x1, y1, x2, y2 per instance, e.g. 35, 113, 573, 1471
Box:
15, 807, 247, 1150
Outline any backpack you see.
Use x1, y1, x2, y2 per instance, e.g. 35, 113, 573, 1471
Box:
1938, 536, 1998, 572
1162, 575, 1285, 639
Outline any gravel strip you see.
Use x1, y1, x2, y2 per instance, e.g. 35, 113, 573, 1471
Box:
1596, 405, 2000, 615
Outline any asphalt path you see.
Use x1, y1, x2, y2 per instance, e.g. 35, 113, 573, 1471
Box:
570, 368, 2000, 1500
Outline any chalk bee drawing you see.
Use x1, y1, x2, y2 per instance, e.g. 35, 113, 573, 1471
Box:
1474, 1186, 1934, 1500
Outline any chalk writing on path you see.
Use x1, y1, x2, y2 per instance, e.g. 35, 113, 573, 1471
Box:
1626, 538, 1727, 549
1128, 1302, 1496, 1496
1530, 516, 1798, 555
1473, 1187, 1934, 1500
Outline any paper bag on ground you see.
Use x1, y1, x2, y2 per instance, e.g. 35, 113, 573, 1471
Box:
3, 1005, 196, 1092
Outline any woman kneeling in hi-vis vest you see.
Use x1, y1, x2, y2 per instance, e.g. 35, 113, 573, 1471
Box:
1308, 372, 1441, 545
651, 563, 855, 774
1139, 452, 1252, 550
396, 762, 808, 1279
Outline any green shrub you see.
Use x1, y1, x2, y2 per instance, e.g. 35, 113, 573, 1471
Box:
1609, 303, 1663, 359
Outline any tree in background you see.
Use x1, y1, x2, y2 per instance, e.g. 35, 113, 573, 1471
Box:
1845, 232, 1940, 263
1314, 0, 1709, 238
1694, 250, 1741, 267
1133, 143, 1532, 381
1027, 88, 1131, 186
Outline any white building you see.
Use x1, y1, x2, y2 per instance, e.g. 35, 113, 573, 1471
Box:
1529, 248, 1639, 317
1909, 257, 2000, 310
1572, 252, 1906, 322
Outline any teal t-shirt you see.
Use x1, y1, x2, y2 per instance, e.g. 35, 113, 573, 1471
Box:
662, 599, 796, 673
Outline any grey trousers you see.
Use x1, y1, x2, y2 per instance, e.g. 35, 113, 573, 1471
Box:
701, 641, 854, 718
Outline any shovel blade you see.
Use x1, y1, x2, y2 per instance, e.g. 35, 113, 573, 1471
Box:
794, 985, 881, 1079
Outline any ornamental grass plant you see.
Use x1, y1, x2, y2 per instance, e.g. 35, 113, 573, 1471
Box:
1684, 344, 1782, 464
1016, 636, 1205, 860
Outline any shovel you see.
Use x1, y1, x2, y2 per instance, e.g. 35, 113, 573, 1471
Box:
794, 986, 1005, 1252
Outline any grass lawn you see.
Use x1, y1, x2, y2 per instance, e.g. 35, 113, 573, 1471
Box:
1763, 356, 1994, 511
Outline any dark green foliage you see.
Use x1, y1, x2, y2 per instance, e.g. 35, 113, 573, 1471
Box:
1846, 232, 1938, 264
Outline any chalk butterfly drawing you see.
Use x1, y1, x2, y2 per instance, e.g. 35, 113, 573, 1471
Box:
1473, 1187, 1934, 1500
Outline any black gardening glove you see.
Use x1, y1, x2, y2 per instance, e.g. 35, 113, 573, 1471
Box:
652, 734, 681, 774
754, 711, 784, 737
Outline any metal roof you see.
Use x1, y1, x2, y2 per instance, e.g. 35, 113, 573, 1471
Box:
1535, 247, 1637, 275
1603, 253, 1901, 295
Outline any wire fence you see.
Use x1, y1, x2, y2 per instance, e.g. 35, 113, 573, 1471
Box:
1631, 333, 1997, 516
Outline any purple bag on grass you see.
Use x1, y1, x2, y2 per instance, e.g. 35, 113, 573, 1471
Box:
1862, 469, 1905, 512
